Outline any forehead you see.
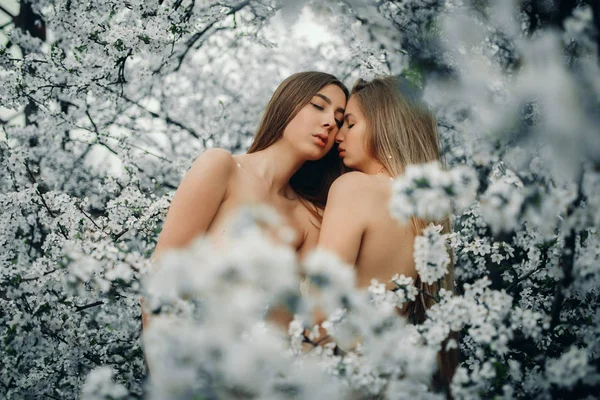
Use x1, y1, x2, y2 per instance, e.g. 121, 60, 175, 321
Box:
345, 96, 364, 116
316, 84, 347, 109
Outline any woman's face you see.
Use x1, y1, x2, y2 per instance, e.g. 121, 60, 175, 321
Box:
335, 95, 372, 171
282, 84, 346, 160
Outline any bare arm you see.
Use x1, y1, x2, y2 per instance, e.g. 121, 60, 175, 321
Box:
318, 172, 369, 265
141, 149, 234, 365
269, 175, 368, 342
152, 148, 234, 260
302, 173, 368, 346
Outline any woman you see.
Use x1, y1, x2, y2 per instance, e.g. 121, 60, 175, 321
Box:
142, 71, 348, 333
317, 75, 457, 387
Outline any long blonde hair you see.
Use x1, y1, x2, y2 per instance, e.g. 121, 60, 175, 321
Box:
248, 72, 349, 211
351, 76, 457, 388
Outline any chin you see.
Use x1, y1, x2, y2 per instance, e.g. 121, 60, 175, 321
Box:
301, 151, 323, 162
342, 158, 354, 168
304, 146, 329, 161
311, 152, 328, 161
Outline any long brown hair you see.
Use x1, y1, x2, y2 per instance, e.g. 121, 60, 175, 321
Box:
351, 76, 457, 389
248, 72, 349, 211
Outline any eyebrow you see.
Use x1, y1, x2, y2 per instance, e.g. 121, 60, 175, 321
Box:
315, 93, 345, 114
343, 113, 354, 121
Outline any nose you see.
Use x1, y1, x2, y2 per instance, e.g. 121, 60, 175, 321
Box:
335, 127, 345, 143
321, 112, 336, 130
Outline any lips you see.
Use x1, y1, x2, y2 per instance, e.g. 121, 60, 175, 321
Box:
338, 146, 345, 157
313, 133, 328, 147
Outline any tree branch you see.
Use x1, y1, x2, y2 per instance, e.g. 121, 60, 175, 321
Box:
550, 169, 585, 330
157, 0, 251, 73
77, 205, 102, 230
24, 162, 69, 239
507, 246, 549, 293
21, 269, 58, 282
0, 111, 24, 126
0, 4, 15, 18
75, 300, 104, 312
98, 84, 203, 141
0, 20, 13, 30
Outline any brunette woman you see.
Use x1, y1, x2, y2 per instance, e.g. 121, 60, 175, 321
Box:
149, 72, 348, 262
142, 72, 348, 341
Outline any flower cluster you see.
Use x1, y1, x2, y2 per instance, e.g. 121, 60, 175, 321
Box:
141, 212, 437, 399
390, 162, 479, 224
413, 224, 452, 284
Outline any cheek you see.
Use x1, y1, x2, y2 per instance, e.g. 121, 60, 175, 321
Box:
286, 109, 308, 132
284, 117, 303, 138
349, 129, 367, 156
347, 130, 359, 149
295, 108, 313, 127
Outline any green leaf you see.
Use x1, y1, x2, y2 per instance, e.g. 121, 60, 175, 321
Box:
113, 38, 125, 51
138, 34, 151, 44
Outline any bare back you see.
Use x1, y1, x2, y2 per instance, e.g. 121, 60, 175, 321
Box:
354, 176, 416, 287
319, 171, 417, 288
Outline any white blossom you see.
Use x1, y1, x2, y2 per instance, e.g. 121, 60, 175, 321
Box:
546, 346, 594, 389
414, 224, 451, 284
390, 162, 478, 223
81, 367, 128, 400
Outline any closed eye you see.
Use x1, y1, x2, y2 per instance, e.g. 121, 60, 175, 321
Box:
311, 103, 324, 110
335, 119, 343, 129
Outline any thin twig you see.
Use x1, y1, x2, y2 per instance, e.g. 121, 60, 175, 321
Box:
550, 169, 585, 330
99, 130, 173, 163
392, 282, 439, 303
24, 162, 69, 239
75, 301, 104, 312
0, 4, 15, 18
21, 269, 58, 282
0, 111, 24, 126
98, 84, 202, 141
507, 247, 549, 293
158, 0, 251, 73
77, 205, 102, 230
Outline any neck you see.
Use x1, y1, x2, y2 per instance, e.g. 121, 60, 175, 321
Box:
245, 140, 307, 195
361, 160, 392, 178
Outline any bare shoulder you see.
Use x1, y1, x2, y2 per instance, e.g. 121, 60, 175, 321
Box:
330, 171, 370, 192
153, 148, 235, 257
188, 148, 236, 179
328, 171, 382, 202
193, 148, 235, 168
175, 148, 236, 203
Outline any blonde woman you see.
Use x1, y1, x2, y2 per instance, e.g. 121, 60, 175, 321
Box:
317, 75, 457, 386
142, 71, 348, 338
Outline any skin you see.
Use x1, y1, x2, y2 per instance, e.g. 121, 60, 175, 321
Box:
142, 84, 347, 342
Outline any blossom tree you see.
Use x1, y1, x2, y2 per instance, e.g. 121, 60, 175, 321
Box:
1, 0, 600, 399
